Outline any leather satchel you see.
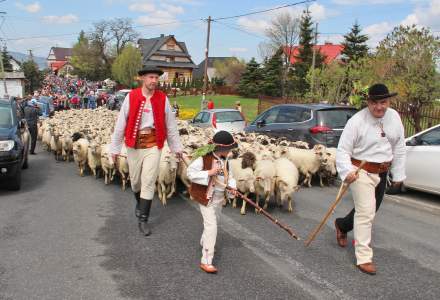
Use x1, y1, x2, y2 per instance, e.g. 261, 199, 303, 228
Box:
189, 154, 215, 206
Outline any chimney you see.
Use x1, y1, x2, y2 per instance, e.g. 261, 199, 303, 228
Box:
160, 34, 165, 38
324, 41, 333, 45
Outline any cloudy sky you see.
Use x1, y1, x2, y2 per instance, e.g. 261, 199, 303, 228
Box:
2, 0, 440, 63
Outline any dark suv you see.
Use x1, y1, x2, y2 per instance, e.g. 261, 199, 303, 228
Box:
0, 98, 29, 190
245, 104, 357, 147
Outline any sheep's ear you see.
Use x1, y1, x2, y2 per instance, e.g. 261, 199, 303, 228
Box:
326, 152, 331, 156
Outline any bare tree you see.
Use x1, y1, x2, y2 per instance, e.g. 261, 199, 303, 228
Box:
261, 12, 300, 97
108, 18, 139, 55
89, 20, 113, 65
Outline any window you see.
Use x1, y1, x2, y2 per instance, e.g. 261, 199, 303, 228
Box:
193, 112, 204, 123
262, 107, 281, 124
275, 107, 311, 123
215, 111, 244, 123
419, 127, 440, 145
0, 106, 13, 128
201, 112, 210, 123
317, 109, 356, 128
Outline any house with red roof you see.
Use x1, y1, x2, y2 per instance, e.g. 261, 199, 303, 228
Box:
47, 47, 73, 75
284, 42, 344, 65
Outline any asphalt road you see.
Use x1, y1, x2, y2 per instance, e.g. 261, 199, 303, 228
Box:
1, 145, 439, 300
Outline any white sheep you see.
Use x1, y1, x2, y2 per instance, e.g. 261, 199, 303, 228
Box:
101, 144, 115, 185
116, 145, 130, 191
229, 152, 256, 215
274, 157, 300, 212
157, 145, 178, 206
87, 140, 102, 179
254, 159, 276, 212
72, 138, 89, 177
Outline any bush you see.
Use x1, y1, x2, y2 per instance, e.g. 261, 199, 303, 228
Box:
178, 108, 198, 120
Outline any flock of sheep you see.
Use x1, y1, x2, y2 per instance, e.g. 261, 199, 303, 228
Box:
38, 107, 338, 214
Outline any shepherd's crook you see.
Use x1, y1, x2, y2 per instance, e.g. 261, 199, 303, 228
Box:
304, 160, 366, 247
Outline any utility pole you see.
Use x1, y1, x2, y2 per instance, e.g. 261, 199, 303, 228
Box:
201, 16, 211, 110
310, 22, 318, 95
28, 49, 34, 61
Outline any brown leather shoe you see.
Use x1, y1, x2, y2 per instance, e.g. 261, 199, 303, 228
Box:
357, 262, 376, 275
334, 220, 347, 247
200, 263, 218, 274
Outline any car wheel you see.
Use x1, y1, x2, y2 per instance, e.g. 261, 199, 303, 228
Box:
9, 168, 21, 191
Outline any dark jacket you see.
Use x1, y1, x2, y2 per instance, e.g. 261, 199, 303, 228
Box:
24, 105, 40, 127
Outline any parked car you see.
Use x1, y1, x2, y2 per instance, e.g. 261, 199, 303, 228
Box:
387, 124, 440, 196
0, 98, 30, 190
190, 109, 246, 134
111, 89, 131, 111
245, 104, 357, 147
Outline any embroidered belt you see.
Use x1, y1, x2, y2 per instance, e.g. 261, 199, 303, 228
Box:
135, 128, 156, 149
351, 158, 391, 174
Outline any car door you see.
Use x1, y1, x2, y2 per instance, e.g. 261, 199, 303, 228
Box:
405, 126, 440, 194
200, 111, 212, 129
248, 106, 283, 136
274, 106, 313, 141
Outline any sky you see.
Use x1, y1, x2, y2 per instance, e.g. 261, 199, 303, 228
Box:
1, 0, 439, 64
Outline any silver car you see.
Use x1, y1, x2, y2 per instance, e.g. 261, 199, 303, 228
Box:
190, 109, 246, 134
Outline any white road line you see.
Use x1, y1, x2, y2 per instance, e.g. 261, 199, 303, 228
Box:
184, 195, 352, 300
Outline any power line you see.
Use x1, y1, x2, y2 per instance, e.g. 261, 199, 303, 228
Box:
212, 0, 315, 21
212, 20, 266, 39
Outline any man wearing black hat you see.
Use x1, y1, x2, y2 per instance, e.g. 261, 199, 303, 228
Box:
187, 130, 238, 273
110, 66, 183, 236
334, 83, 406, 275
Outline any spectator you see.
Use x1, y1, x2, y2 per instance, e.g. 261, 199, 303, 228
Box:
207, 99, 214, 110
235, 101, 242, 113
172, 100, 180, 118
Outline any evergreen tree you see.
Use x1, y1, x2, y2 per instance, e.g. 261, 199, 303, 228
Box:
341, 21, 369, 62
261, 50, 283, 97
21, 59, 43, 94
296, 9, 314, 65
237, 57, 263, 98
2, 46, 13, 72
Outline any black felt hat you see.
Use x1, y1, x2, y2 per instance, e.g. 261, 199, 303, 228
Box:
212, 130, 238, 151
368, 83, 398, 101
138, 66, 164, 76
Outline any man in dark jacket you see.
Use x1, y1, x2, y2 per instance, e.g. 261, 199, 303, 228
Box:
24, 100, 40, 154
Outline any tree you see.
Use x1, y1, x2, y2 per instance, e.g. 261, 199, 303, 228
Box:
261, 11, 300, 97
238, 58, 263, 98
261, 49, 283, 97
213, 58, 246, 88
111, 44, 142, 87
108, 18, 139, 56
292, 9, 325, 97
21, 59, 43, 94
1, 46, 13, 72
70, 30, 109, 80
341, 21, 369, 62
374, 25, 440, 132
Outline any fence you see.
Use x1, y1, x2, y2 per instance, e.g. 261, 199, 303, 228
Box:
258, 96, 440, 137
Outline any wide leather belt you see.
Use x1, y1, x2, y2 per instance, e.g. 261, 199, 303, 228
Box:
135, 128, 156, 149
351, 158, 391, 174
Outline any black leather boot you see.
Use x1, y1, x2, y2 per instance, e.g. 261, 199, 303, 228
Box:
134, 192, 141, 218
138, 199, 152, 236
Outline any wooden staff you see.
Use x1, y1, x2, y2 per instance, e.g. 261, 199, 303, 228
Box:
304, 160, 366, 247
226, 187, 300, 240
180, 155, 300, 240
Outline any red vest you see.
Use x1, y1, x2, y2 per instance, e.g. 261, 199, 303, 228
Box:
124, 88, 167, 149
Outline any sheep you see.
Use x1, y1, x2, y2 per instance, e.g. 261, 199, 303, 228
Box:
281, 147, 323, 188
61, 134, 73, 162
49, 130, 63, 161
87, 140, 102, 179
157, 145, 178, 206
274, 158, 300, 212
254, 159, 276, 212
72, 138, 89, 177
116, 145, 130, 191
316, 147, 337, 187
229, 152, 256, 215
101, 144, 115, 185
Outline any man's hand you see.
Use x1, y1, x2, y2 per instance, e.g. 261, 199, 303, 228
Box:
344, 171, 359, 184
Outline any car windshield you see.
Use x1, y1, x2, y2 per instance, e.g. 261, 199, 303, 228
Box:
0, 104, 13, 128
215, 111, 244, 123
317, 109, 357, 128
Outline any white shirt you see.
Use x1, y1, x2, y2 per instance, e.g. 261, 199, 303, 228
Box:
110, 93, 183, 154
336, 107, 406, 182
187, 154, 237, 192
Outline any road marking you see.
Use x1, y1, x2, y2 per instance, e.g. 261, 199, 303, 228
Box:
183, 195, 351, 300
